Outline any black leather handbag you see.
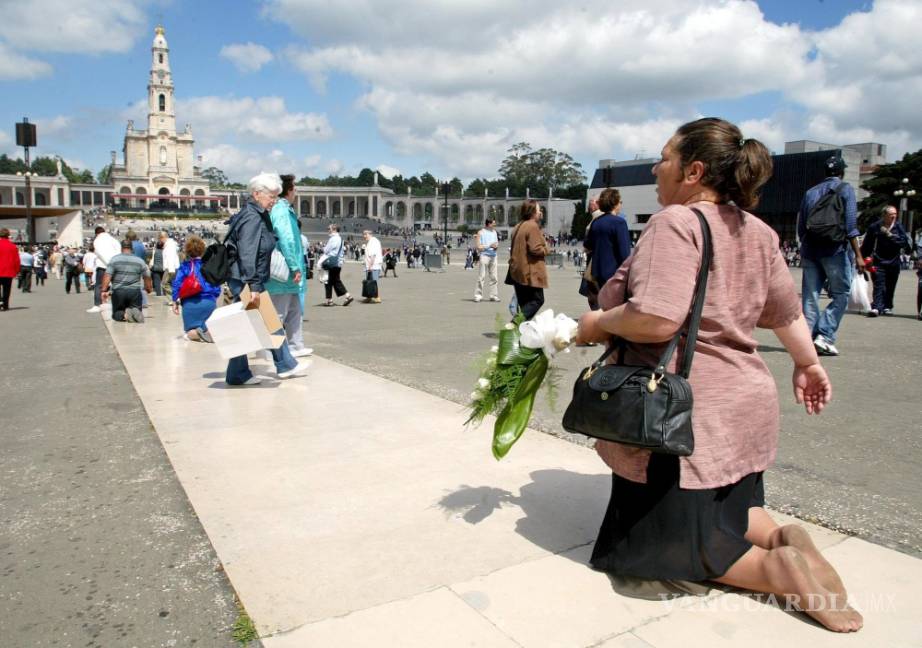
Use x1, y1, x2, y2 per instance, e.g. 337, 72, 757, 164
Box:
561, 209, 712, 456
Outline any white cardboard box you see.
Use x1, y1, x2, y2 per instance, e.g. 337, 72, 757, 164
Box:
205, 288, 285, 359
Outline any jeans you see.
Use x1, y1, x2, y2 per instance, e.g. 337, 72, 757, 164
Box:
111, 288, 142, 322
65, 269, 82, 293
17, 268, 32, 292
269, 292, 304, 350
870, 260, 900, 312
475, 255, 499, 300
94, 267, 106, 306
801, 250, 851, 344
225, 279, 297, 384
151, 270, 164, 296
513, 283, 545, 320
0, 277, 12, 309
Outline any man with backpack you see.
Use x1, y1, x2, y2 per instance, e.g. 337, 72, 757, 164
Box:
797, 155, 865, 356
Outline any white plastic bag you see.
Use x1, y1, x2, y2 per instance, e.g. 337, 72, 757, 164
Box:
848, 272, 872, 313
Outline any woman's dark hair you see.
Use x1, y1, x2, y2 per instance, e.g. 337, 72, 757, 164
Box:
673, 117, 772, 210
184, 235, 206, 258
280, 174, 296, 197
156, 240, 164, 250
598, 188, 621, 213
519, 199, 540, 222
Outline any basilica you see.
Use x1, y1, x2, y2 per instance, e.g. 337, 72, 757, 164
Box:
108, 26, 214, 209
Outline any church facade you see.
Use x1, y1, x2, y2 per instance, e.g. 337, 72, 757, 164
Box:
109, 26, 212, 208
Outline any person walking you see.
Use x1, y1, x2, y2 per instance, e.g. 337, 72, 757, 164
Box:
860, 204, 912, 317
223, 172, 306, 386
576, 117, 861, 634
383, 249, 398, 277
88, 226, 121, 313
149, 240, 165, 296
506, 200, 549, 320
266, 174, 311, 357
32, 247, 47, 287
63, 247, 83, 294
583, 188, 632, 302
160, 231, 181, 304
362, 229, 382, 303
99, 239, 152, 323
17, 246, 34, 293
50, 246, 63, 280
0, 228, 21, 311
321, 224, 352, 307
82, 246, 96, 291
474, 217, 500, 302
170, 235, 220, 342
797, 155, 864, 356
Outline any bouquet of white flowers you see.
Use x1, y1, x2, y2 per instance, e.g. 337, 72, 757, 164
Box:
467, 309, 578, 459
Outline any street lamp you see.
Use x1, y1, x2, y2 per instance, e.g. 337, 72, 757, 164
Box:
441, 180, 450, 246
15, 117, 37, 243
893, 177, 916, 234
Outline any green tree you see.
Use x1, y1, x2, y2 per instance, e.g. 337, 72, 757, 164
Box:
0, 154, 28, 174
498, 142, 586, 197
356, 168, 376, 186
71, 169, 95, 184
859, 150, 922, 234
97, 164, 112, 184
202, 166, 229, 188
571, 204, 591, 239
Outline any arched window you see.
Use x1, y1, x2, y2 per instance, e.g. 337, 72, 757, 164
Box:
159, 94, 165, 112
158, 53, 163, 64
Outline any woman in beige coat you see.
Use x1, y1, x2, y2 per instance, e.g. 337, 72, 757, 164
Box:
506, 200, 549, 320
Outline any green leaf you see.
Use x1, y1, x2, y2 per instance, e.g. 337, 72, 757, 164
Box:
496, 326, 540, 365
492, 354, 549, 459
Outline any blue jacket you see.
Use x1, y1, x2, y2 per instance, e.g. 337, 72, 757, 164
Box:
228, 197, 276, 292
797, 177, 858, 260
860, 219, 911, 264
585, 212, 632, 286
265, 198, 305, 295
172, 257, 222, 303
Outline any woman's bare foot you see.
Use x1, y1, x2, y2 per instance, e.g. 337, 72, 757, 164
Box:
186, 328, 201, 342
772, 525, 848, 600
768, 546, 863, 632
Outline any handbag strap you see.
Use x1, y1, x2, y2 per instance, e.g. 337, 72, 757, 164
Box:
586, 207, 712, 378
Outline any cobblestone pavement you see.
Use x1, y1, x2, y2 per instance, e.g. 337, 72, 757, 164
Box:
0, 286, 247, 647
305, 259, 922, 557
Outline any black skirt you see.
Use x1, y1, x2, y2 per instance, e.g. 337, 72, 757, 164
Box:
590, 453, 764, 582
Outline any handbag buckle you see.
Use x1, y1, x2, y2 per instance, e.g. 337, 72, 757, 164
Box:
646, 371, 665, 393
583, 364, 600, 381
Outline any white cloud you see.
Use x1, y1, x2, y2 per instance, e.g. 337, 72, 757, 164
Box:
34, 115, 74, 139
375, 164, 401, 179
179, 96, 333, 143
0, 0, 147, 53
220, 42, 274, 73
0, 41, 52, 80
271, 0, 922, 172
199, 144, 340, 183
324, 159, 344, 176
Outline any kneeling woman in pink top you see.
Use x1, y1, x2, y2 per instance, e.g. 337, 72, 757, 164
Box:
576, 118, 861, 633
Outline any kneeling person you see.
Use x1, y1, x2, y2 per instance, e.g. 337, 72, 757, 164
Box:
102, 239, 152, 322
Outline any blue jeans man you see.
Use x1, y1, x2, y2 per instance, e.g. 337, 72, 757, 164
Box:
225, 279, 298, 385
801, 249, 852, 350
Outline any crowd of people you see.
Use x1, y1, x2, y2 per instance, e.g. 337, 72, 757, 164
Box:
9, 117, 922, 635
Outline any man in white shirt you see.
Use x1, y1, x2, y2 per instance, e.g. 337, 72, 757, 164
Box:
159, 231, 180, 303
474, 217, 500, 302
363, 229, 383, 303
88, 226, 121, 312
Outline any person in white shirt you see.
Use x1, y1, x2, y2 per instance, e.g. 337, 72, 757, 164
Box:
88, 226, 121, 312
474, 217, 500, 302
363, 229, 383, 303
159, 231, 181, 303
82, 248, 97, 290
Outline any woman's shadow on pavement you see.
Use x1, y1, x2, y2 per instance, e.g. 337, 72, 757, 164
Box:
437, 469, 714, 601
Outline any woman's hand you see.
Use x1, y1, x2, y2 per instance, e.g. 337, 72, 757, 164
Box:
792, 363, 832, 414
171, 303, 179, 316
575, 310, 608, 345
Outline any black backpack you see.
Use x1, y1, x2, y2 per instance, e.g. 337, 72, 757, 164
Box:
805, 183, 848, 246
201, 224, 238, 286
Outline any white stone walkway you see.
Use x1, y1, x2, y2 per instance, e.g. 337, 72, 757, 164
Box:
104, 305, 922, 647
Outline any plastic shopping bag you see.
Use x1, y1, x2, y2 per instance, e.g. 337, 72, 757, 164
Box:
848, 272, 872, 313
508, 293, 518, 317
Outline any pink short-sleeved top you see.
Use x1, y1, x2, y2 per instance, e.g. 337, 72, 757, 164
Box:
595, 202, 801, 489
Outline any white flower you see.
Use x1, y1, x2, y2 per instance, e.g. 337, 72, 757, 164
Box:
478, 378, 490, 389
504, 323, 514, 330
486, 357, 496, 367
470, 391, 482, 401
518, 309, 579, 359
490, 345, 499, 353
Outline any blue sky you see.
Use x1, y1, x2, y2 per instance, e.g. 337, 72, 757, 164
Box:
1, 0, 917, 184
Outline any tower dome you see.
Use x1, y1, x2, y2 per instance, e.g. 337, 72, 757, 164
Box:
153, 25, 168, 48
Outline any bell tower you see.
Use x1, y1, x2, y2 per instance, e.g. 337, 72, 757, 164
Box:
147, 25, 176, 135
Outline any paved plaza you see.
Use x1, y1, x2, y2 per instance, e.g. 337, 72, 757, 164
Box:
2, 253, 921, 646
